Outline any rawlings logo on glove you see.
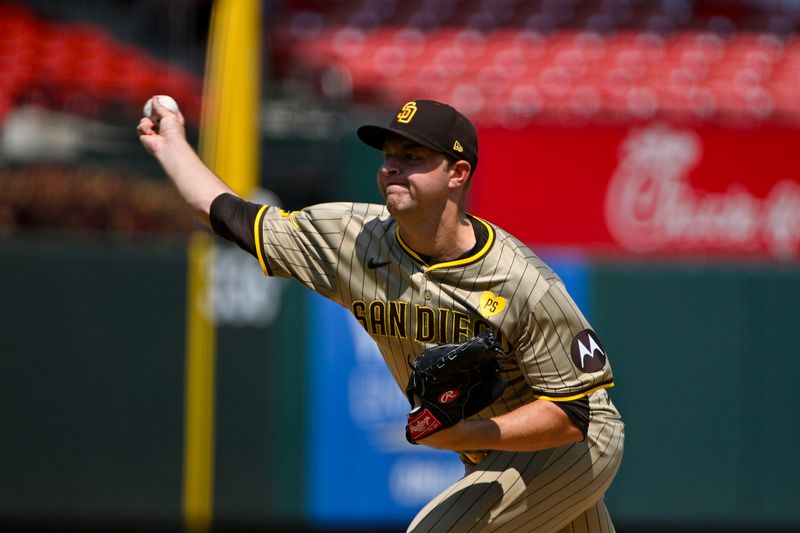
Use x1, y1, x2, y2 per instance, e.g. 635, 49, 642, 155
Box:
406, 409, 442, 440
405, 330, 509, 443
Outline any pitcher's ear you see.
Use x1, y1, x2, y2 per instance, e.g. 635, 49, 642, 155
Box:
448, 160, 472, 188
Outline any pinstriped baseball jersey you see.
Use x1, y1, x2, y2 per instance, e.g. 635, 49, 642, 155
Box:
251, 201, 615, 418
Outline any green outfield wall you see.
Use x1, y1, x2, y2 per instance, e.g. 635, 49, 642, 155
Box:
0, 236, 308, 530
0, 236, 797, 531
594, 260, 800, 529
0, 235, 187, 528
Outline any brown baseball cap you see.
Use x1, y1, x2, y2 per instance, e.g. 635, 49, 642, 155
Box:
357, 100, 478, 170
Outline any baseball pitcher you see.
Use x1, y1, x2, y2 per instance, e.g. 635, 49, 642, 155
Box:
138, 97, 624, 532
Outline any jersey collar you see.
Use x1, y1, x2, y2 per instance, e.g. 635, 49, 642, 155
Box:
395, 215, 495, 271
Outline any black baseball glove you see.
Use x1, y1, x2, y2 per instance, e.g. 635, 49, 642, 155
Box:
405, 330, 508, 443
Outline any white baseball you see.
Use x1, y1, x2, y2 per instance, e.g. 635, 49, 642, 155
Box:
143, 95, 180, 118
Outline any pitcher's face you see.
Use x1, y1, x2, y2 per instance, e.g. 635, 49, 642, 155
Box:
377, 134, 452, 216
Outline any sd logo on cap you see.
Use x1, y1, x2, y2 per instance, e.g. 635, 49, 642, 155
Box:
357, 100, 479, 173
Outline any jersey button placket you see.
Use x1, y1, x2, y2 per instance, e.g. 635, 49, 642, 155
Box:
420, 268, 431, 301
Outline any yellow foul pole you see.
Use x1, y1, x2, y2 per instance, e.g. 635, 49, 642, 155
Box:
183, 1, 261, 532
199, 0, 261, 197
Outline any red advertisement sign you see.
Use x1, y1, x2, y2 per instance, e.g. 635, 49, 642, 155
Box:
469, 123, 800, 259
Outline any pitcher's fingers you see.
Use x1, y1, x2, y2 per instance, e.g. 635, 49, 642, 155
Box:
137, 117, 156, 135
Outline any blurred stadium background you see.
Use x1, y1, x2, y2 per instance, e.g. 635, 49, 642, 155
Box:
1, 0, 798, 532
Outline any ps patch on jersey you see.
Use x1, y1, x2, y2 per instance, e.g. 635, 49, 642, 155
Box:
570, 330, 607, 373
479, 291, 506, 318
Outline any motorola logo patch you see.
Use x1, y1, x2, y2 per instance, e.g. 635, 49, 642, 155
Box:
570, 330, 607, 373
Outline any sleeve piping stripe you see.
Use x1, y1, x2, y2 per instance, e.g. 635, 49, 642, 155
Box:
254, 205, 271, 276
533, 381, 615, 402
